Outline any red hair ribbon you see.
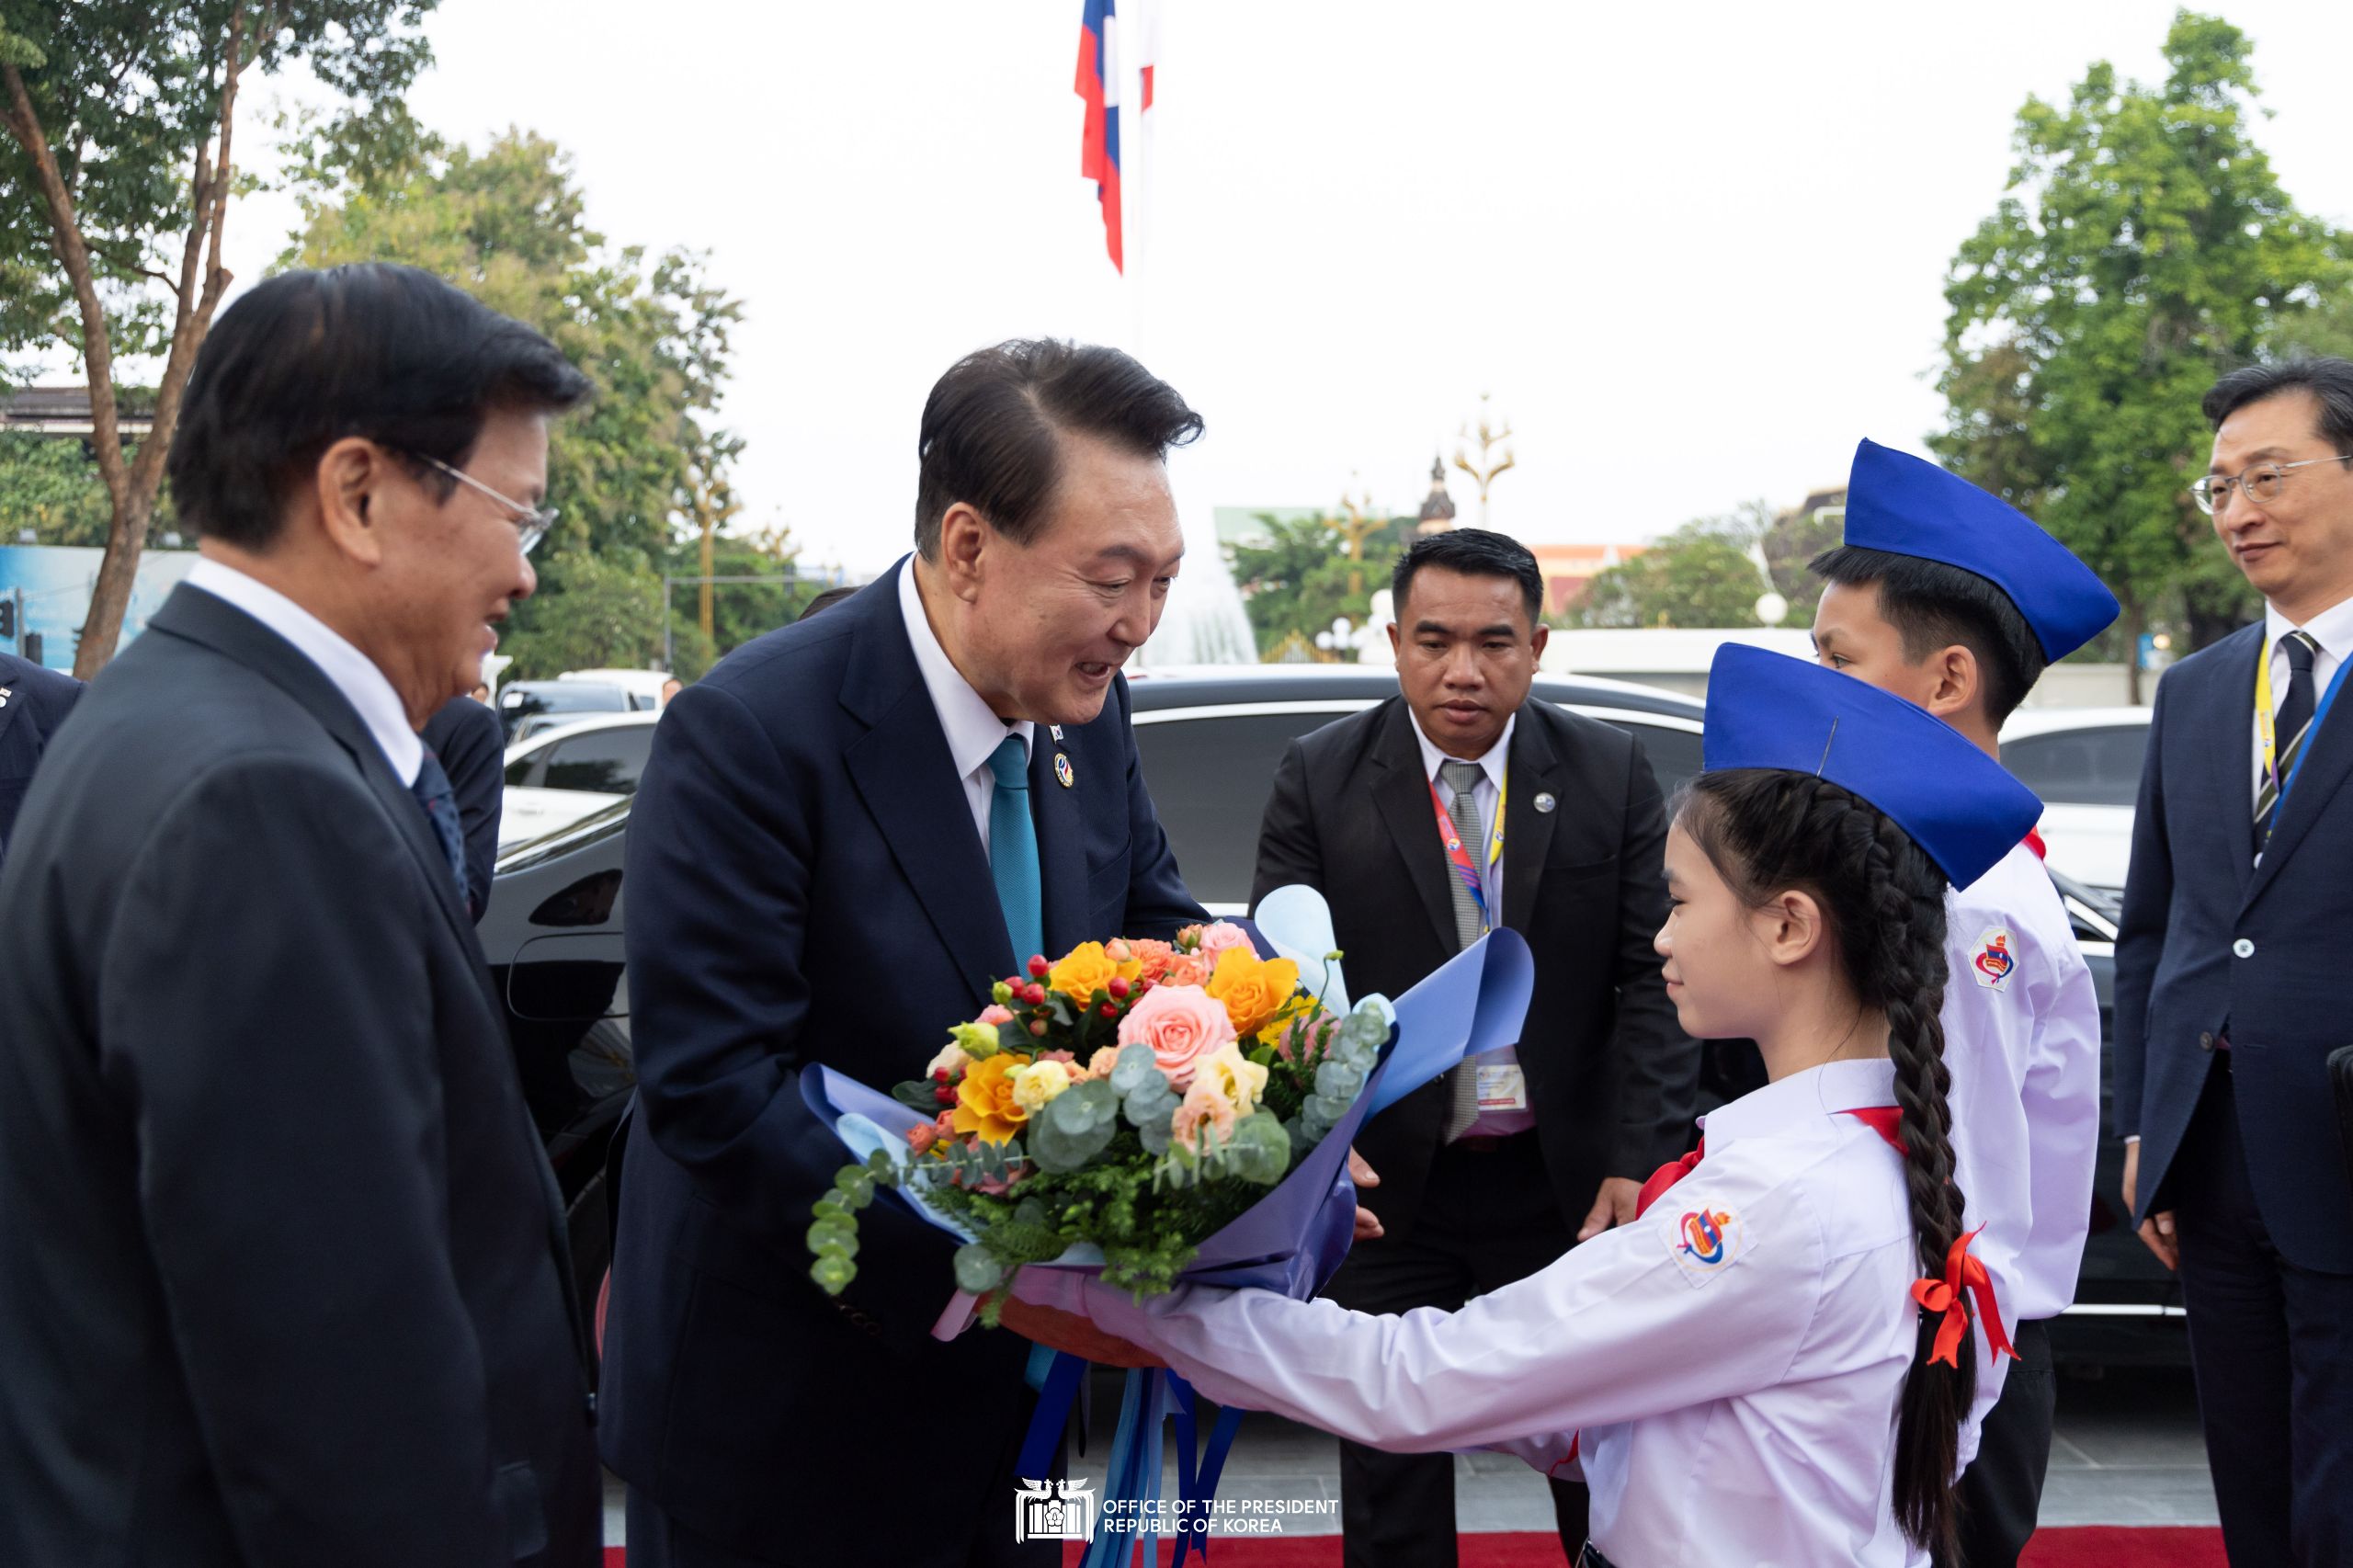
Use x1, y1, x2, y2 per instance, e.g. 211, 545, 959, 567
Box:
1910, 1226, 2018, 1369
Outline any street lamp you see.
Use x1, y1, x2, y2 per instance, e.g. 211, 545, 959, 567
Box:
1754, 590, 1790, 628
1314, 616, 1354, 659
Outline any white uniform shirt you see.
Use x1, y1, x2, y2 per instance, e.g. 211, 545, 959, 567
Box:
1018, 1059, 1983, 1568
895, 554, 1032, 860
1941, 842, 2103, 1329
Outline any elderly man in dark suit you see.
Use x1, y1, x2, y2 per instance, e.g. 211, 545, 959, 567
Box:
0, 646, 82, 856
1249, 527, 1697, 1567
2116, 357, 2353, 1565
600, 339, 1210, 1568
0, 264, 601, 1568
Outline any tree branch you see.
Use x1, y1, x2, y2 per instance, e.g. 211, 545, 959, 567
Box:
0, 60, 129, 512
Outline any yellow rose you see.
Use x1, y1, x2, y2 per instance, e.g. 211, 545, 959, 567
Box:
1048, 941, 1140, 1005
951, 1052, 1029, 1143
1194, 1042, 1270, 1117
1205, 947, 1301, 1040
1008, 1058, 1074, 1114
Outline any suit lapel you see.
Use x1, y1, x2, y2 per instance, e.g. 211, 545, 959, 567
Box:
0, 675, 25, 754
1032, 728, 1089, 957
1370, 700, 1460, 955
2246, 631, 2353, 908
1500, 705, 1561, 936
839, 562, 1013, 1009
145, 587, 490, 996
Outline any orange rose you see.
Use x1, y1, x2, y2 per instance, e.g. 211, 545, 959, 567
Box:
951, 1052, 1030, 1143
1205, 948, 1301, 1040
1048, 941, 1140, 1005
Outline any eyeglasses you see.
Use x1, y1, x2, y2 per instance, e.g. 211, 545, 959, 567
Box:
2188, 454, 2353, 516
404, 451, 558, 555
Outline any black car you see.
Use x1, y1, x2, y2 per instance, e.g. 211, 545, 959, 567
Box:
482, 664, 2182, 1365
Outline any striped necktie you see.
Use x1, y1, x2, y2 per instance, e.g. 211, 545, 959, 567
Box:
410, 749, 471, 907
1438, 759, 1487, 1141
2255, 630, 2320, 851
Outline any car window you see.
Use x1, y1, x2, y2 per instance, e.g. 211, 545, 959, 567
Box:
505, 751, 542, 788
1587, 715, 1704, 802
1132, 710, 1358, 907
1999, 725, 2148, 807
540, 728, 654, 795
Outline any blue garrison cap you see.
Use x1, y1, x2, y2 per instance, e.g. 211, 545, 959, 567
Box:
1842, 438, 2120, 661
1702, 644, 2044, 888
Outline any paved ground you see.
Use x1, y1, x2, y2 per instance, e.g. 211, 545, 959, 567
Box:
599, 1367, 2215, 1545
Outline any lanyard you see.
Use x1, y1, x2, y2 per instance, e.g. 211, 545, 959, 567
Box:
2256, 635, 2353, 807
1427, 769, 1505, 935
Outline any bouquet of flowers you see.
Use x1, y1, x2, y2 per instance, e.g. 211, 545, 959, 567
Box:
807, 920, 1392, 1316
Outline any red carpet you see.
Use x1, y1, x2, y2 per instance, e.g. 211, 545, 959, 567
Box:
603, 1526, 2224, 1566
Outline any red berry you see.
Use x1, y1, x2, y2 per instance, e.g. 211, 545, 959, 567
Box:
1024, 983, 1047, 1006
1028, 1019, 1049, 1038
1028, 955, 1051, 978
934, 1085, 955, 1105
1108, 976, 1131, 1000
1098, 1003, 1119, 1019
932, 1068, 949, 1083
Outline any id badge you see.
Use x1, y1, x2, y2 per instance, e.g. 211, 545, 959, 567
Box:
1474, 1062, 1529, 1111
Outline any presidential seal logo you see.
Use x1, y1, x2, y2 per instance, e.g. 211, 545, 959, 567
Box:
1667, 1205, 1743, 1286
1054, 752, 1075, 789
1014, 1477, 1097, 1542
1971, 927, 2018, 991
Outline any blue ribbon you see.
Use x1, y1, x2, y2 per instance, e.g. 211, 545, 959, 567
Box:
1017, 1350, 1087, 1481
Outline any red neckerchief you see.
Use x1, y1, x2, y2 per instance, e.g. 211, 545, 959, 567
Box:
1636, 1106, 1905, 1219
2022, 828, 2047, 860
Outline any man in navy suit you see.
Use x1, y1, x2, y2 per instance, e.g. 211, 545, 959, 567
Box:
2116, 357, 2353, 1565
601, 340, 1211, 1567
0, 647, 82, 857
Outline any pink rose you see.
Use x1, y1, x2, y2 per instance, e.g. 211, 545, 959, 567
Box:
978, 1004, 1015, 1027
1115, 983, 1237, 1089
1195, 921, 1255, 961
1127, 939, 1177, 983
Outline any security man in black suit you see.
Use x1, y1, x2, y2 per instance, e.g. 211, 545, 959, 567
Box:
1250, 528, 1697, 1567
0, 264, 601, 1567
0, 645, 82, 857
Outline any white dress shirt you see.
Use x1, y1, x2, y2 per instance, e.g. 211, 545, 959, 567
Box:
1017, 1059, 1984, 1567
1941, 843, 2102, 1336
897, 556, 1031, 862
183, 557, 422, 786
2248, 593, 2353, 808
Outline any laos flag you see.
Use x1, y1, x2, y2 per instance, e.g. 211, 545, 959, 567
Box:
1075, 0, 1122, 272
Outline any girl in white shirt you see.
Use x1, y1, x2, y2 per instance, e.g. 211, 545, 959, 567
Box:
1008, 645, 2042, 1567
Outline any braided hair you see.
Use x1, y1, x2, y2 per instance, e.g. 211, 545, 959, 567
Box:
1677, 768, 1974, 1560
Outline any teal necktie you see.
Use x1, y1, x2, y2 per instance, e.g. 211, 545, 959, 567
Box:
987, 734, 1044, 969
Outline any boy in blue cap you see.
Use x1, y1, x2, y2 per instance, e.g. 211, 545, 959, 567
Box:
1808, 438, 2119, 1568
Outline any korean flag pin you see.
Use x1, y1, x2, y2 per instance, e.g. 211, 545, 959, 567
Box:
1054, 752, 1075, 789
1533, 791, 1557, 814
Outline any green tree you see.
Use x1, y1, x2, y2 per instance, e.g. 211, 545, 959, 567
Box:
0, 426, 181, 546
663, 519, 814, 679
1573, 515, 1768, 630
1935, 10, 2351, 694
0, 2, 438, 675
1227, 512, 1400, 657
497, 550, 667, 681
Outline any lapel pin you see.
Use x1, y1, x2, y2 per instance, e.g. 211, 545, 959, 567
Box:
1533, 791, 1557, 814
1054, 752, 1075, 789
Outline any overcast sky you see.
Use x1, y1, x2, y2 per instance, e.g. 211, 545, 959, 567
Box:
214, 0, 2353, 579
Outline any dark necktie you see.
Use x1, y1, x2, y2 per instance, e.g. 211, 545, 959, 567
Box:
1438, 759, 1487, 1141
2255, 631, 2320, 852
411, 748, 471, 904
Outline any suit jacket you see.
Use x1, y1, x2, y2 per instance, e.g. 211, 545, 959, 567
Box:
1250, 696, 1697, 1241
597, 558, 1205, 1564
0, 647, 83, 854
0, 585, 599, 1568
423, 693, 507, 920
2115, 621, 2353, 1273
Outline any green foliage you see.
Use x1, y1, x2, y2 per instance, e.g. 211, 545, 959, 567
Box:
1227, 512, 1402, 656
280, 119, 745, 674
662, 518, 817, 679
0, 429, 176, 545
496, 550, 665, 681
1933, 11, 2351, 669
1573, 507, 1780, 629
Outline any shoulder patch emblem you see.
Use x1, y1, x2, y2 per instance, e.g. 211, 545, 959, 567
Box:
1667, 1205, 1744, 1286
1971, 926, 2018, 991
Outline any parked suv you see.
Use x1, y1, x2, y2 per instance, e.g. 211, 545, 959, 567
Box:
483, 665, 2181, 1366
